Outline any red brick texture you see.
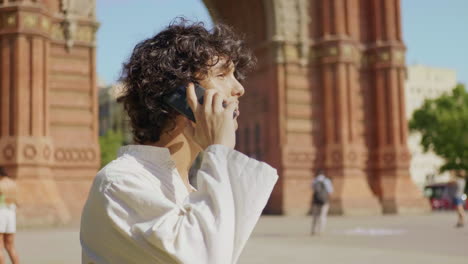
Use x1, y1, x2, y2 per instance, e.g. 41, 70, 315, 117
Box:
0, 0, 99, 226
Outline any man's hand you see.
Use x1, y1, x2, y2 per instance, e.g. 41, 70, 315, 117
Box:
184, 83, 237, 150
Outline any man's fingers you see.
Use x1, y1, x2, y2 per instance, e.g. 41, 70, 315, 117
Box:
212, 93, 224, 113
203, 89, 216, 114
186, 83, 198, 113
224, 100, 238, 118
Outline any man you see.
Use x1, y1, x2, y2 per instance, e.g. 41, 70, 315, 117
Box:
454, 172, 466, 228
80, 20, 278, 264
0, 167, 19, 264
311, 169, 333, 235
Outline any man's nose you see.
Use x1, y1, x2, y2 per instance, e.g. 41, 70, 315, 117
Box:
232, 80, 245, 98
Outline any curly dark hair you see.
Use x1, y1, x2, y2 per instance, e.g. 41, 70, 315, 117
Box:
117, 19, 256, 144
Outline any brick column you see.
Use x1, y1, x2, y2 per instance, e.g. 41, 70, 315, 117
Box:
0, 1, 70, 225
315, 0, 380, 215
207, 0, 315, 215
366, 0, 429, 213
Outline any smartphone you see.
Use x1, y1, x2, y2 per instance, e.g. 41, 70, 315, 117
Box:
163, 84, 205, 123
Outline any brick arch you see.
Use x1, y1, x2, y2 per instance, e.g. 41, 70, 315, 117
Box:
203, 0, 286, 214
203, 0, 429, 215
0, 0, 430, 226
203, 0, 267, 45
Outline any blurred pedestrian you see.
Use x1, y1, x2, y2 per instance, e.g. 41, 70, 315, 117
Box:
453, 171, 466, 228
311, 169, 333, 235
0, 167, 19, 264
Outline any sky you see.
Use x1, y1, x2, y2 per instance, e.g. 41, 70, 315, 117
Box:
402, 0, 468, 85
96, 0, 468, 86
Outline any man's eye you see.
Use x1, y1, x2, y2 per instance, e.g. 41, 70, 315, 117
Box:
217, 74, 226, 78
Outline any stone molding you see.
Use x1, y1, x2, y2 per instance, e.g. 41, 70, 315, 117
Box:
0, 4, 98, 47
0, 137, 54, 166
263, 0, 310, 64
60, 0, 96, 19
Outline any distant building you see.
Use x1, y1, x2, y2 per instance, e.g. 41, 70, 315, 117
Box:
405, 65, 458, 189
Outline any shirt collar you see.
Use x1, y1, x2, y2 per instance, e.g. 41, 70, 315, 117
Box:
117, 144, 198, 194
118, 144, 175, 169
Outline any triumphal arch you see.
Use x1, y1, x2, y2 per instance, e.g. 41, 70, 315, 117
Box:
0, 0, 427, 226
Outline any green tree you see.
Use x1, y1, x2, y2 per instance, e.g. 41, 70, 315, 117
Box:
409, 84, 468, 177
99, 130, 125, 168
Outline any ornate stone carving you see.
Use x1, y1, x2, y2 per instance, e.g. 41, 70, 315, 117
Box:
86, 148, 96, 161
284, 148, 316, 169
394, 50, 405, 63
6, 14, 16, 26
347, 151, 357, 162
60, 0, 96, 18
23, 145, 37, 160
59, 0, 96, 49
401, 152, 409, 161
62, 14, 77, 50
264, 0, 310, 64
24, 14, 39, 28
55, 148, 65, 161
54, 147, 96, 162
43, 146, 51, 160
41, 18, 50, 31
379, 52, 390, 61
331, 151, 342, 162
383, 153, 395, 162
3, 145, 15, 160
328, 47, 338, 56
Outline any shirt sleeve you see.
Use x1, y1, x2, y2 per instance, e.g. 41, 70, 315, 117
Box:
103, 144, 278, 264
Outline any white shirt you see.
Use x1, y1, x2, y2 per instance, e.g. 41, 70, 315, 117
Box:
80, 144, 278, 264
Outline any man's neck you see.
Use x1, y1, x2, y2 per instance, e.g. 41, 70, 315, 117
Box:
151, 130, 201, 191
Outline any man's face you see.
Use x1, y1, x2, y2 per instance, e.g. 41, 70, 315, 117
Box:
198, 57, 245, 129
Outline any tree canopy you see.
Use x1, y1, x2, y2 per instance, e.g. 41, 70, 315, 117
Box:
99, 130, 125, 168
409, 84, 468, 175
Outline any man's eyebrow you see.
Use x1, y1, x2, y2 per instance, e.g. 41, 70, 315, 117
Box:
215, 62, 234, 72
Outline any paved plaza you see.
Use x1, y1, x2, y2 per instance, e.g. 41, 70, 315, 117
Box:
12, 212, 468, 264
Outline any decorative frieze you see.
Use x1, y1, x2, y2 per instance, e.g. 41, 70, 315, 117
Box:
23, 13, 38, 28
0, 10, 96, 46
0, 138, 54, 165
6, 13, 16, 26
323, 146, 368, 169
60, 0, 96, 19
309, 42, 361, 64
283, 147, 317, 169
54, 147, 96, 163
362, 45, 406, 68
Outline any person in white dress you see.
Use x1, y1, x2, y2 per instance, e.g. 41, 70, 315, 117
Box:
80, 19, 278, 264
0, 167, 19, 264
